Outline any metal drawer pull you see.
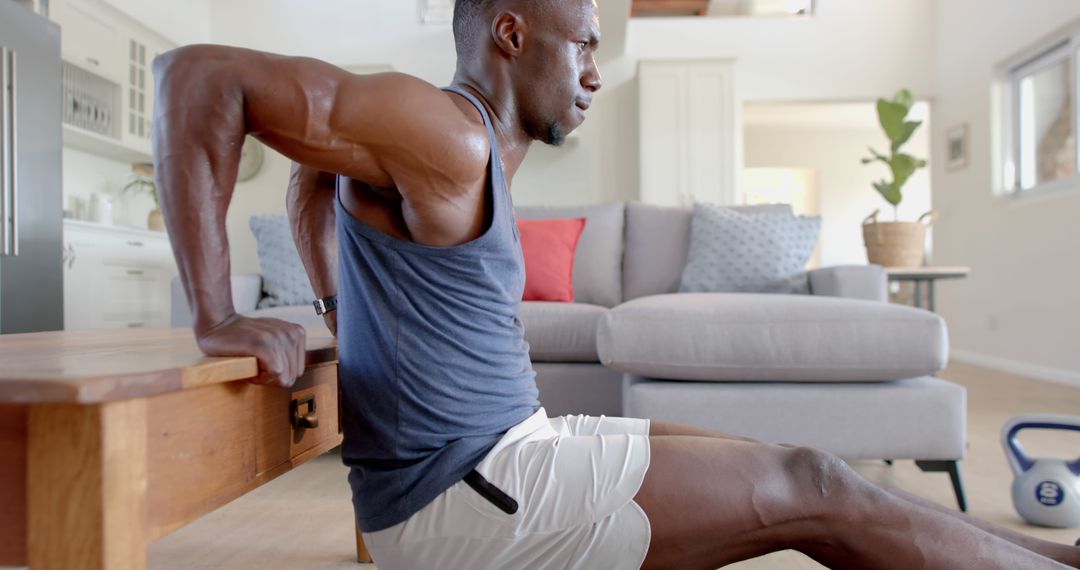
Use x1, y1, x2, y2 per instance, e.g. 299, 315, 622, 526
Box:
127, 240, 144, 247
126, 269, 144, 276
290, 394, 319, 430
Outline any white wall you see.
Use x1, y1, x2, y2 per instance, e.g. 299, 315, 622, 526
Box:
744, 111, 933, 268
629, 0, 936, 102
102, 0, 211, 45
932, 0, 1080, 384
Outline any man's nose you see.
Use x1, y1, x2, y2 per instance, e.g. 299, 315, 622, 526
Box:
583, 56, 603, 93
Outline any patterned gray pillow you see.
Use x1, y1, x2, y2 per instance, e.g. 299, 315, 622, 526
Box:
678, 203, 821, 294
249, 213, 316, 308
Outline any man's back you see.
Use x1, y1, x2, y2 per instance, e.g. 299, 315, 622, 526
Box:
337, 87, 539, 533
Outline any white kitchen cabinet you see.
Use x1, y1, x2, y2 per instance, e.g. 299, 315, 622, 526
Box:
639, 60, 738, 207
53, 0, 128, 85
63, 220, 177, 330
50, 0, 175, 162
122, 32, 170, 154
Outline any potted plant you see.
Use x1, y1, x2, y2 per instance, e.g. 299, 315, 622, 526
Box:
861, 89, 933, 267
122, 163, 165, 231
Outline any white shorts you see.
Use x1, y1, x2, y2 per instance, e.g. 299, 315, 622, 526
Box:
364, 408, 653, 570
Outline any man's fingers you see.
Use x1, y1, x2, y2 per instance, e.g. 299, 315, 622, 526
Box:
293, 326, 307, 381
196, 315, 308, 388
276, 331, 296, 388
284, 324, 304, 386
254, 330, 289, 387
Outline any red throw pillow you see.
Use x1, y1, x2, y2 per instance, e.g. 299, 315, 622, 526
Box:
517, 218, 587, 302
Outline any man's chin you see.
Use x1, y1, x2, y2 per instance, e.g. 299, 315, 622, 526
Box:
542, 123, 570, 147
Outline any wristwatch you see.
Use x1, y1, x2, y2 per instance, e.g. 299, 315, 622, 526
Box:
313, 294, 338, 316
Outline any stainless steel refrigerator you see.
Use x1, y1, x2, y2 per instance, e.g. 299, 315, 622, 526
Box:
0, 0, 63, 334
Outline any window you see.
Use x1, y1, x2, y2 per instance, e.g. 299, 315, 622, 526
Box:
1003, 34, 1080, 194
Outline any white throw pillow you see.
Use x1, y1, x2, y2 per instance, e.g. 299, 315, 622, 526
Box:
249, 213, 316, 308
678, 203, 821, 294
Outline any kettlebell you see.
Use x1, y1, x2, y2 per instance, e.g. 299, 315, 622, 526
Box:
1001, 414, 1080, 528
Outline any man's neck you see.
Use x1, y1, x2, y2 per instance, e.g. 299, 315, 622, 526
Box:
449, 73, 532, 182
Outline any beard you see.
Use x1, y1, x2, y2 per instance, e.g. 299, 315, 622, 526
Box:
523, 112, 567, 147
543, 121, 567, 147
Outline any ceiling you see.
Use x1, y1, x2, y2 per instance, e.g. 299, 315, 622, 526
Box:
419, 0, 814, 23
632, 0, 815, 18
632, 0, 710, 17
417, 0, 632, 63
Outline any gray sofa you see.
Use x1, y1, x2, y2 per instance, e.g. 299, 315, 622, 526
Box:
171, 201, 968, 509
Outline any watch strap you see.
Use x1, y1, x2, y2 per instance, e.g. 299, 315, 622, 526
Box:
313, 295, 338, 315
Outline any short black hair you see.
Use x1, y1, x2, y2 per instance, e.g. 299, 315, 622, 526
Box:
453, 0, 499, 56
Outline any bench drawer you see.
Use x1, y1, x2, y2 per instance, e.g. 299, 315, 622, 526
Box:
145, 363, 342, 541
255, 363, 341, 473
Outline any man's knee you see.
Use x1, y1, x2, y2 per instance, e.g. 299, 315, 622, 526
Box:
780, 446, 862, 504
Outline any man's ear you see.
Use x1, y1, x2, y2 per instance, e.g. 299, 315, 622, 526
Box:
491, 11, 526, 56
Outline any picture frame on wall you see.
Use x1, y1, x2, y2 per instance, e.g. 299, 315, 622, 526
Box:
946, 123, 969, 171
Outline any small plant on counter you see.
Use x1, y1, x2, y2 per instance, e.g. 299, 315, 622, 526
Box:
122, 163, 165, 231
121, 163, 158, 209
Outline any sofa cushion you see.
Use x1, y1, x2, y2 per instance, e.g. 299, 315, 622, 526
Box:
679, 204, 820, 294
249, 213, 315, 308
622, 202, 792, 301
597, 293, 948, 382
515, 203, 624, 307
518, 218, 587, 302
520, 301, 608, 362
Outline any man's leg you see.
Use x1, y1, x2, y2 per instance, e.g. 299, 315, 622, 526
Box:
646, 421, 1080, 568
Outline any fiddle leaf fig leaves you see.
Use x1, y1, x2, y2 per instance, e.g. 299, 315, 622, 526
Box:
873, 181, 902, 206
864, 89, 927, 214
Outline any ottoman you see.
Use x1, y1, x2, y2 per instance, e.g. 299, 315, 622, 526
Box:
598, 293, 970, 510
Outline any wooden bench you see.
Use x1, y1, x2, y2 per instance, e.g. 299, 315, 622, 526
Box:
0, 328, 372, 569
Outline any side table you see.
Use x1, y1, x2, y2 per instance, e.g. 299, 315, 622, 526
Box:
886, 266, 971, 312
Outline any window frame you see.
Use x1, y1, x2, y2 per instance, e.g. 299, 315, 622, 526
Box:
999, 30, 1080, 199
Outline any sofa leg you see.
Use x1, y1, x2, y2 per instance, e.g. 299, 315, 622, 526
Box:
884, 459, 894, 466
915, 460, 968, 512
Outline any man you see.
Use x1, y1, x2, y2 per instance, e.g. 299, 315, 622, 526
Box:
154, 0, 1079, 568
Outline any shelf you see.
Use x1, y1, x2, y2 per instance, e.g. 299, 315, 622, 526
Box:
62, 124, 152, 164
63, 219, 168, 240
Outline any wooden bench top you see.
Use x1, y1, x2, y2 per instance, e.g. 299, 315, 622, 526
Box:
0, 329, 337, 405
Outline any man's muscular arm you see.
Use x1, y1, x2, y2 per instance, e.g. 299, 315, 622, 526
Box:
288, 164, 339, 336
152, 44, 485, 387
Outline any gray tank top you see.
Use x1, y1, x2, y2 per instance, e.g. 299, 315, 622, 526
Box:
335, 86, 540, 533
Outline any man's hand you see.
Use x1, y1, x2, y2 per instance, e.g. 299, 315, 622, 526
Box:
197, 313, 307, 388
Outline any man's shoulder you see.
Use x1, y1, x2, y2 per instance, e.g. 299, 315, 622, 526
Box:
336, 72, 490, 179
341, 72, 490, 158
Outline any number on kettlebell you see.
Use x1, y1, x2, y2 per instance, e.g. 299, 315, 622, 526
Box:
1036, 481, 1063, 506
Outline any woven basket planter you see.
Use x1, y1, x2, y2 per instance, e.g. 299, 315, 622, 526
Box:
863, 220, 928, 268
147, 208, 165, 231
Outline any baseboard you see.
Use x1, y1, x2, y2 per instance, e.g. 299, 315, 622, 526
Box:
949, 349, 1080, 389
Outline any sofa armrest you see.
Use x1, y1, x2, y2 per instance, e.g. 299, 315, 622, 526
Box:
807, 265, 887, 302
170, 273, 264, 327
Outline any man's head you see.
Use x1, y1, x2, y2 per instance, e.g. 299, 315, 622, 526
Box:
453, 0, 603, 146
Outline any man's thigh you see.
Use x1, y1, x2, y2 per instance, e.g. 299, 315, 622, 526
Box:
635, 436, 839, 569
